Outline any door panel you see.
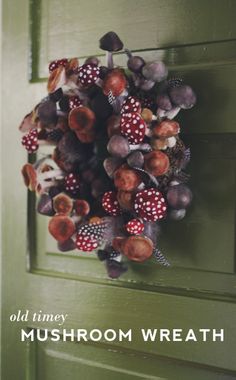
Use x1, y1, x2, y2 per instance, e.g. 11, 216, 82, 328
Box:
2, 0, 236, 379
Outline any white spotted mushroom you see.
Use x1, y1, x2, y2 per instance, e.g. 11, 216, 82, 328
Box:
120, 112, 146, 144
102, 191, 121, 216
78, 63, 100, 86
134, 188, 167, 221
121, 96, 141, 114
125, 219, 144, 235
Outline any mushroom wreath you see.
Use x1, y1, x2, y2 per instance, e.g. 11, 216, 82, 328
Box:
20, 32, 196, 279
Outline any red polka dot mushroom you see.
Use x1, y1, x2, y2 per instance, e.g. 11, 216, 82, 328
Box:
120, 112, 146, 144
76, 234, 98, 252
78, 63, 100, 86
134, 188, 167, 221
125, 219, 144, 235
102, 191, 121, 216
64, 173, 80, 195
21, 128, 38, 153
69, 95, 82, 110
121, 96, 141, 114
49, 58, 68, 73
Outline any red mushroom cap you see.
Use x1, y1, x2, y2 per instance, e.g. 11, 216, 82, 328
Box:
68, 106, 95, 132
134, 188, 167, 221
64, 173, 80, 195
120, 112, 146, 144
122, 236, 153, 262
53, 193, 73, 215
74, 199, 90, 216
102, 191, 121, 216
49, 58, 68, 73
21, 129, 39, 153
69, 96, 82, 110
125, 219, 144, 235
76, 234, 98, 251
103, 68, 127, 97
48, 215, 75, 242
144, 151, 170, 176
153, 120, 180, 138
21, 163, 37, 191
47, 65, 66, 93
114, 165, 142, 192
121, 96, 141, 114
78, 64, 100, 86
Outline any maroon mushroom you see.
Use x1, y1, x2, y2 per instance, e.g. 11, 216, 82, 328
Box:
144, 151, 170, 177
78, 63, 100, 87
121, 96, 141, 114
125, 219, 144, 235
120, 112, 146, 144
64, 173, 80, 195
102, 191, 121, 216
134, 188, 167, 221
53, 193, 73, 215
21, 128, 39, 153
48, 214, 76, 242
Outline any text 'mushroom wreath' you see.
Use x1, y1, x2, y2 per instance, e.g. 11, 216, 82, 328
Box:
20, 32, 196, 279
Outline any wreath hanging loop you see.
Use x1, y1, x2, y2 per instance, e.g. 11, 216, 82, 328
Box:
19, 31, 196, 279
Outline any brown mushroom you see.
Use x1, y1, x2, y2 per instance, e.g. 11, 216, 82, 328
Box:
48, 214, 75, 242
69, 106, 95, 133
47, 66, 66, 93
114, 165, 142, 192
123, 236, 153, 262
53, 193, 73, 215
144, 151, 170, 176
152, 120, 180, 138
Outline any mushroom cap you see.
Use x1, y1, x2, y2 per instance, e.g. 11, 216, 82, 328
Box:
144, 151, 170, 176
120, 112, 146, 144
47, 66, 66, 93
21, 163, 37, 191
21, 129, 39, 153
167, 184, 193, 209
49, 58, 68, 73
121, 96, 141, 114
37, 193, 55, 216
134, 188, 167, 221
107, 135, 130, 158
68, 106, 95, 133
99, 31, 124, 52
125, 219, 144, 235
169, 85, 196, 109
153, 120, 180, 138
78, 63, 100, 86
122, 236, 153, 262
74, 199, 90, 216
53, 193, 73, 215
48, 215, 75, 242
102, 191, 121, 216
156, 93, 173, 111
142, 61, 168, 82
103, 69, 127, 97
76, 234, 98, 252
114, 165, 142, 192
69, 95, 82, 110
64, 173, 80, 195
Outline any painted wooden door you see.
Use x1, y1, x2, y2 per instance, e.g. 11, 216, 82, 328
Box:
2, 0, 236, 379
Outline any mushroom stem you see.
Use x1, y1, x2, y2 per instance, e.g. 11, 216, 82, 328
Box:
39, 168, 64, 182
106, 51, 114, 69
157, 106, 181, 120
129, 143, 152, 153
124, 48, 132, 59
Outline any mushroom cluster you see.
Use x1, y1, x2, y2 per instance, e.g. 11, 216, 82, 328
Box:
19, 31, 195, 279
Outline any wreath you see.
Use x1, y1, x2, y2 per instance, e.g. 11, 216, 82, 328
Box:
20, 32, 196, 279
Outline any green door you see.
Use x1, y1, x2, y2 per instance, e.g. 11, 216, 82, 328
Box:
2, 0, 236, 379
